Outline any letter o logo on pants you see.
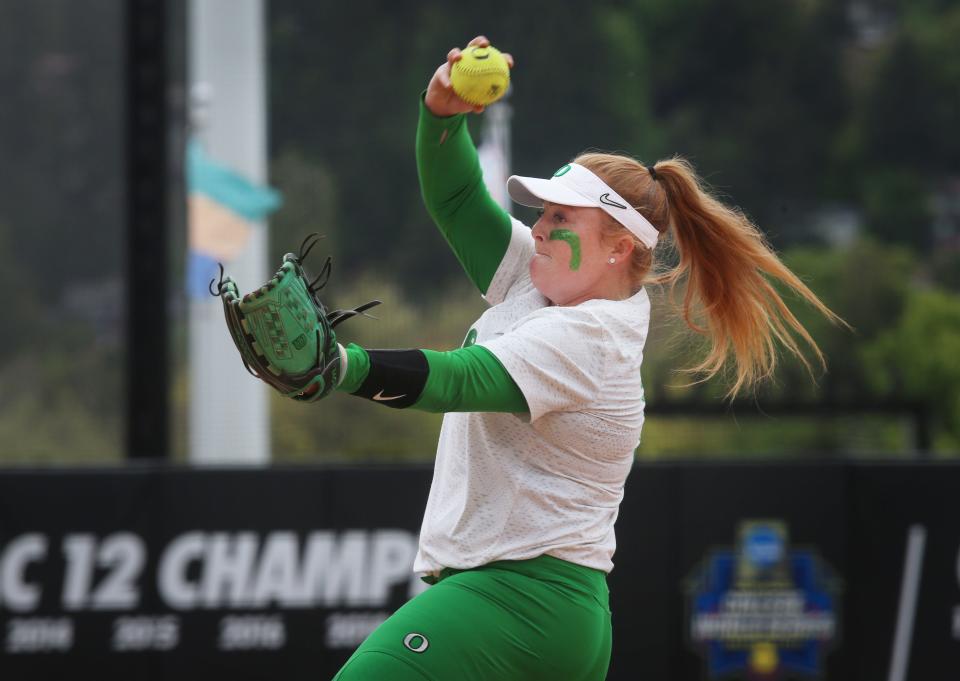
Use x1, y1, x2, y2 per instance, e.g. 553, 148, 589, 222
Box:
403, 632, 429, 653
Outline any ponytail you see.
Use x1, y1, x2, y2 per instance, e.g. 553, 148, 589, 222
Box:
575, 152, 845, 398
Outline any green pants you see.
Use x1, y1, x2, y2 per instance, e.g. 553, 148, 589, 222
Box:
332, 555, 612, 680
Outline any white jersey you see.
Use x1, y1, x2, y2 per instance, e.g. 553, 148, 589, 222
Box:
413, 218, 650, 575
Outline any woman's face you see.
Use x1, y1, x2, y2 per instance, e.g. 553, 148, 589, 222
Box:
529, 201, 623, 306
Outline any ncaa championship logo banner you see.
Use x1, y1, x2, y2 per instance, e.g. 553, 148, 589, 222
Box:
686, 520, 840, 680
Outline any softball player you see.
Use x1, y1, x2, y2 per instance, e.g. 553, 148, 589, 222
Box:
330, 36, 840, 681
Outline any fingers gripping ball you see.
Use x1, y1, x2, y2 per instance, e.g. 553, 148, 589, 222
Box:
213, 235, 381, 402
451, 45, 510, 106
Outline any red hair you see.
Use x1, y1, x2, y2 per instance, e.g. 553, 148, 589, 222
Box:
574, 152, 845, 397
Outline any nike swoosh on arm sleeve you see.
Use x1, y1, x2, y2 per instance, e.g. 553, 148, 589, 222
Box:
337, 342, 527, 414
416, 92, 512, 296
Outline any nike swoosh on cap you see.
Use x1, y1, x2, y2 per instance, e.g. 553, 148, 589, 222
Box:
599, 193, 627, 209
372, 389, 407, 401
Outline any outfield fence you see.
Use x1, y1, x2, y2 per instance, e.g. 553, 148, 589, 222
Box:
0, 462, 957, 680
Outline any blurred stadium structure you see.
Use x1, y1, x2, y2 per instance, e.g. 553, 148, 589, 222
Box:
2, 0, 958, 465
0, 0, 958, 679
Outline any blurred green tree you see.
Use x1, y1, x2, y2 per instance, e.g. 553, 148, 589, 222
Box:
864, 288, 960, 450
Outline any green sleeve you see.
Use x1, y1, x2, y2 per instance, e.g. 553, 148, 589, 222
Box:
417, 345, 527, 413
416, 94, 513, 295
338, 343, 370, 394
337, 343, 527, 414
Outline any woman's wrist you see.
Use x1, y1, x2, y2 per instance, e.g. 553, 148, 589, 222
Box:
423, 89, 464, 118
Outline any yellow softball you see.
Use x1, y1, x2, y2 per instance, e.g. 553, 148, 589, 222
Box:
450, 45, 510, 106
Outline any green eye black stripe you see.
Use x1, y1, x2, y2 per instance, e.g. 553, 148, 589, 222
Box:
549, 229, 582, 271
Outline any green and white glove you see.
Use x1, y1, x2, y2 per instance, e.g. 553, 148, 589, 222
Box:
213, 234, 380, 402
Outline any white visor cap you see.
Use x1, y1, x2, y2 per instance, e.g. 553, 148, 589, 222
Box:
507, 163, 660, 250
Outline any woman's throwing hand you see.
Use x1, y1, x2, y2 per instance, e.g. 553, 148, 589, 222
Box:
424, 35, 514, 117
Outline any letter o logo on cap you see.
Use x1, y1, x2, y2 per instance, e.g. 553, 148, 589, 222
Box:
403, 632, 429, 653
